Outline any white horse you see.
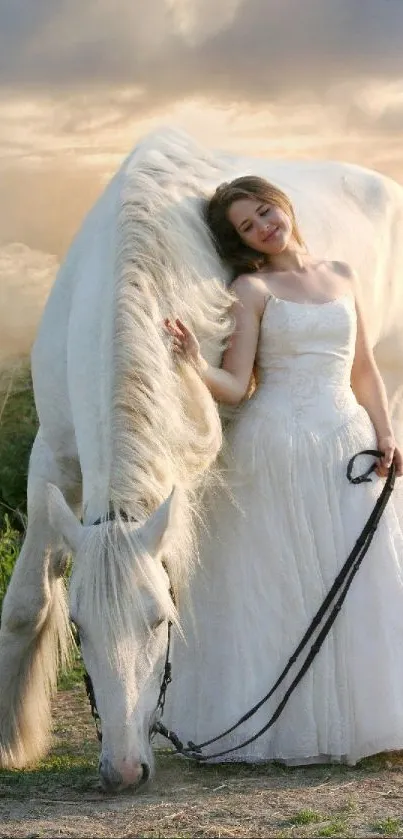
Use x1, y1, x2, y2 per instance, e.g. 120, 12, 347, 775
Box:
0, 127, 402, 792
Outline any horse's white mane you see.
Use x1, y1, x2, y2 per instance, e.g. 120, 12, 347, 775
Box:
108, 128, 236, 602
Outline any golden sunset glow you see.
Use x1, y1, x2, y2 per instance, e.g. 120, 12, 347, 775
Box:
1, 0, 402, 363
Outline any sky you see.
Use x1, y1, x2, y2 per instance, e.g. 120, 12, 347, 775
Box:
1, 0, 403, 363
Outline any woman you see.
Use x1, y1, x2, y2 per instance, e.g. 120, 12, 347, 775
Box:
164, 176, 403, 765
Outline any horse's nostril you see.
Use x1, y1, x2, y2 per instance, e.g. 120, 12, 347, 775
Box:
99, 758, 124, 792
141, 762, 150, 784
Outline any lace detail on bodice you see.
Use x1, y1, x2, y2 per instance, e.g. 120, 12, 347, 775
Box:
253, 294, 358, 435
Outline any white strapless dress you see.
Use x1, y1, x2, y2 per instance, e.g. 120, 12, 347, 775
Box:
164, 293, 403, 765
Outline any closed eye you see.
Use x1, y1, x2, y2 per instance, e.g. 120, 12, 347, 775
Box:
240, 206, 271, 233
151, 616, 166, 632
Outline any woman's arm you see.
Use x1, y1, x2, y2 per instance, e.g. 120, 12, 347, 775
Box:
350, 276, 403, 477
165, 277, 262, 406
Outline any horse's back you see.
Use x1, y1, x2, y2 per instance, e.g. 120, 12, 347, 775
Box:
31, 163, 127, 451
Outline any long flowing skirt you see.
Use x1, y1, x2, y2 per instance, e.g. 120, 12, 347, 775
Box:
163, 404, 403, 765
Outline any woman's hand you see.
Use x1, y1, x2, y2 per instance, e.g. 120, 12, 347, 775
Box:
376, 434, 403, 477
164, 318, 207, 372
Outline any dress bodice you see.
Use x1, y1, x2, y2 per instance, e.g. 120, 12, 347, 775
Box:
253, 293, 359, 434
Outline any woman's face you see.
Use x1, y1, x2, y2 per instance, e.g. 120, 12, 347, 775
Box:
227, 197, 293, 255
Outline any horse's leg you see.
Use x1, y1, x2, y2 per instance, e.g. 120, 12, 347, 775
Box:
0, 429, 81, 768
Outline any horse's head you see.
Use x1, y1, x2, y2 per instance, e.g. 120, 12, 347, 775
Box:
48, 483, 180, 792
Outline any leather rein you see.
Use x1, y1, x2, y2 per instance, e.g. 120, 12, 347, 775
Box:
76, 450, 396, 761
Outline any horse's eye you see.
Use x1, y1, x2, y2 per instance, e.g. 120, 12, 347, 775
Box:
151, 616, 166, 632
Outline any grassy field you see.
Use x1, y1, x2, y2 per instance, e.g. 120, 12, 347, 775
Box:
0, 364, 37, 533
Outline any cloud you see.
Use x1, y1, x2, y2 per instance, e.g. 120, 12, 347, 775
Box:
0, 91, 402, 263
347, 98, 403, 136
0, 0, 177, 89
1, 0, 402, 175
166, 0, 244, 44
0, 161, 105, 257
0, 0, 402, 261
0, 0, 402, 110
0, 242, 59, 364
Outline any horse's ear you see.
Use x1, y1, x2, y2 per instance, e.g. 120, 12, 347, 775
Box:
137, 487, 179, 559
47, 483, 85, 555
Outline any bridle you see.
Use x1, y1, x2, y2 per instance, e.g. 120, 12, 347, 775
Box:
72, 612, 174, 746
71, 506, 174, 746
75, 450, 396, 761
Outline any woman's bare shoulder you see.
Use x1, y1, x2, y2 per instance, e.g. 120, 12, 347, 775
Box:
230, 273, 268, 313
232, 272, 259, 288
231, 271, 272, 296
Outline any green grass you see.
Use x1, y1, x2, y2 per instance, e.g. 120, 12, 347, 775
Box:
0, 514, 21, 614
0, 700, 99, 799
57, 652, 85, 691
289, 809, 323, 825
316, 820, 350, 837
373, 818, 402, 836
0, 366, 36, 613
0, 365, 38, 528
0, 756, 98, 798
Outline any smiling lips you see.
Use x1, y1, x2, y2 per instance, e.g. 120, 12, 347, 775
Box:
262, 226, 279, 242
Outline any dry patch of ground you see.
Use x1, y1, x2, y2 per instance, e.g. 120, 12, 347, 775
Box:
1, 685, 403, 838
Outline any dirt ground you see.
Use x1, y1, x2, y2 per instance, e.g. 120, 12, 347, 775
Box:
1, 686, 403, 838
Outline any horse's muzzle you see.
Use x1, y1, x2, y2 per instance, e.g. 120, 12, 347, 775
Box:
99, 757, 150, 792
